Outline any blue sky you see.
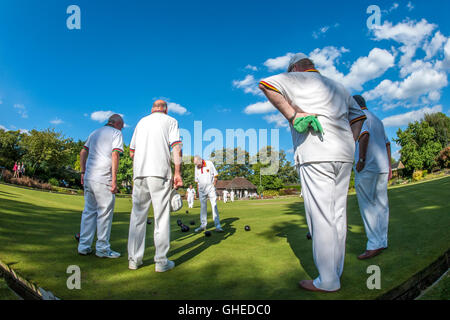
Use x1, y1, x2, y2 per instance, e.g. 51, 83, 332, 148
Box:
1, 0, 449, 161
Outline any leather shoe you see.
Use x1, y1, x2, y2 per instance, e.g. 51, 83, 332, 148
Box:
298, 280, 339, 293
357, 248, 384, 260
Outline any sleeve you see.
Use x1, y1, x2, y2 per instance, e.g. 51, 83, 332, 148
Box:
348, 96, 367, 125
358, 119, 370, 141
130, 127, 137, 151
259, 74, 288, 98
83, 134, 92, 151
384, 129, 390, 145
169, 120, 182, 150
112, 131, 124, 154
211, 162, 218, 177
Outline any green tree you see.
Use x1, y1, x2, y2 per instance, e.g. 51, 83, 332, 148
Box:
117, 145, 133, 191
424, 112, 450, 148
0, 129, 24, 168
20, 128, 72, 180
210, 148, 252, 180
394, 120, 442, 174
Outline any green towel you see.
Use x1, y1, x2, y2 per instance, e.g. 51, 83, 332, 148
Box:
293, 115, 323, 135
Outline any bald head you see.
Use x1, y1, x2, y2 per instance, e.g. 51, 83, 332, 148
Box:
152, 100, 168, 114
107, 114, 124, 130
193, 156, 203, 168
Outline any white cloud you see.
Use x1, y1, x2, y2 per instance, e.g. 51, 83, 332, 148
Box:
243, 101, 275, 115
342, 48, 395, 91
263, 113, 289, 128
19, 128, 29, 134
312, 23, 340, 39
245, 64, 258, 71
372, 19, 436, 68
263, 53, 295, 71
382, 105, 443, 127
167, 102, 189, 115
0, 124, 7, 131
424, 31, 447, 60
232, 75, 262, 96
436, 38, 450, 70
90, 111, 127, 123
364, 67, 448, 101
50, 118, 63, 125
14, 104, 28, 118
309, 46, 348, 83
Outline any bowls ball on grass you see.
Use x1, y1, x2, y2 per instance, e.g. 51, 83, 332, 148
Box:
204, 231, 212, 237
244, 225, 251, 231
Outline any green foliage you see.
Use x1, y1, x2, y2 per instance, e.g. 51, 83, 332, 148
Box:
48, 177, 59, 187
210, 148, 252, 180
423, 112, 450, 148
394, 120, 443, 174
0, 129, 25, 168
117, 145, 133, 191
262, 189, 279, 197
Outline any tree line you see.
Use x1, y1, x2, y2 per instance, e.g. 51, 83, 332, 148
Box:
0, 112, 448, 191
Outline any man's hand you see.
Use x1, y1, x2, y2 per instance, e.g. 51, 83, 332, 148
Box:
291, 113, 318, 126
356, 160, 365, 173
173, 173, 183, 189
110, 180, 118, 194
81, 173, 85, 185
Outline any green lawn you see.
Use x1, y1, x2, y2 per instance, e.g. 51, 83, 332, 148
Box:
0, 177, 449, 300
0, 277, 18, 300
418, 271, 449, 300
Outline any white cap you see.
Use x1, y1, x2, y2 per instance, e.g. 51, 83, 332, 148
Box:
170, 189, 183, 212
287, 53, 309, 72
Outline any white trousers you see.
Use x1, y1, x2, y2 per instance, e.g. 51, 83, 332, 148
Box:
199, 184, 221, 228
78, 179, 115, 253
187, 195, 194, 208
223, 194, 228, 203
355, 171, 389, 251
298, 162, 353, 291
128, 176, 172, 265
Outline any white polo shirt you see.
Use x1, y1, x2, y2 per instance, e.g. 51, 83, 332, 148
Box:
130, 112, 181, 180
186, 188, 196, 198
355, 109, 390, 174
195, 160, 218, 187
83, 125, 124, 186
260, 71, 367, 165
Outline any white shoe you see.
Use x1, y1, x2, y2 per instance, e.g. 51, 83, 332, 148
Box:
155, 260, 175, 272
96, 249, 121, 259
129, 260, 143, 270
195, 226, 206, 233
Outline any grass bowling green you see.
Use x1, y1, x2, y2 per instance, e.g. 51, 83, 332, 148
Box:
0, 177, 449, 300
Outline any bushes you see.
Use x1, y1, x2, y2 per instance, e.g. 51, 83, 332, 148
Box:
0, 169, 53, 190
412, 170, 424, 182
436, 147, 450, 169
48, 178, 59, 187
279, 188, 299, 196
262, 190, 280, 198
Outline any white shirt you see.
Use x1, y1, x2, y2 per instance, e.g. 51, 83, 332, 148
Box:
195, 160, 218, 187
130, 112, 181, 180
260, 71, 366, 165
84, 125, 124, 186
355, 109, 390, 174
186, 188, 196, 198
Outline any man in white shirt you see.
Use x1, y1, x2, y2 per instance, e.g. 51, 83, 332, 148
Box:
223, 189, 228, 203
186, 185, 196, 209
78, 114, 124, 258
230, 190, 235, 202
259, 53, 366, 293
127, 100, 183, 272
353, 95, 392, 260
193, 156, 223, 232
